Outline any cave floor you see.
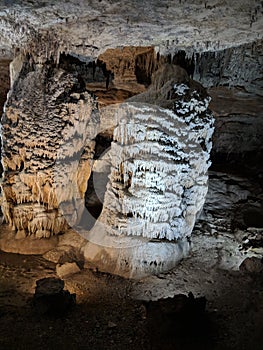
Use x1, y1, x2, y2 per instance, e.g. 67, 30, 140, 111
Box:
0, 169, 263, 350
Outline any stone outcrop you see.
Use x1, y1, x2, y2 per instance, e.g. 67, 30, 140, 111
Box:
33, 277, 76, 315
56, 262, 80, 278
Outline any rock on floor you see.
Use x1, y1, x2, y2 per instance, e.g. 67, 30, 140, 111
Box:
33, 277, 76, 315
56, 262, 81, 279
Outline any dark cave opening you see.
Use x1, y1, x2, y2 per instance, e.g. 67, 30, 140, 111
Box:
243, 207, 263, 228
170, 50, 195, 78
83, 131, 113, 228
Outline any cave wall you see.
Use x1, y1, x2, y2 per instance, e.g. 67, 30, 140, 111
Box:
0, 59, 11, 178
188, 39, 263, 173
193, 39, 263, 95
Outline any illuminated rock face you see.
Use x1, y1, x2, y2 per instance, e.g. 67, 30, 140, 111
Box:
100, 105, 213, 240
0, 57, 213, 276
0, 56, 98, 239
98, 65, 214, 241
83, 65, 214, 277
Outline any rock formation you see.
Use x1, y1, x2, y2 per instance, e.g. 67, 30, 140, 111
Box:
0, 0, 262, 277
98, 65, 214, 241
0, 53, 98, 239
82, 65, 214, 277
33, 277, 76, 315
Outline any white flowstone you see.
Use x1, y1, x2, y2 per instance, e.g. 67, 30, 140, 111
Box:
82, 67, 214, 277
98, 102, 212, 241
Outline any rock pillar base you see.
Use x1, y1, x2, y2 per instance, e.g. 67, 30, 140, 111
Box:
81, 224, 190, 278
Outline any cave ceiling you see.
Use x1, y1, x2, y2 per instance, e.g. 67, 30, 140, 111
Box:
0, 0, 262, 61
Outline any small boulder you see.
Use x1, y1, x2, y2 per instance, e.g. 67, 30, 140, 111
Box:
144, 292, 207, 337
43, 245, 74, 264
239, 257, 263, 273
56, 262, 80, 278
108, 321, 117, 329
33, 277, 76, 315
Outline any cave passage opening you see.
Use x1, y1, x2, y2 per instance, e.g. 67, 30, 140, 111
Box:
83, 131, 113, 229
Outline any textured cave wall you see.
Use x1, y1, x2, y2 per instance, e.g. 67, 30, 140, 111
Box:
162, 38, 263, 96
98, 46, 155, 89
0, 59, 11, 178
193, 39, 263, 95
0, 54, 98, 238
173, 39, 263, 173
0, 0, 262, 60
0, 60, 10, 115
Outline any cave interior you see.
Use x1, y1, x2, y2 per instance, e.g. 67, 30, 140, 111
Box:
0, 1, 262, 349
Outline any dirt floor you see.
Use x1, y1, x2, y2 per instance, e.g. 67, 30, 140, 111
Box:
0, 249, 262, 350
0, 169, 263, 350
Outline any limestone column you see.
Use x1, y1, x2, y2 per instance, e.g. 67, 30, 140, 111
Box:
83, 65, 214, 277
0, 54, 98, 239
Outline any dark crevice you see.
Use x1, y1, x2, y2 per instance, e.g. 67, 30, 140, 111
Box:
0, 59, 11, 179
93, 132, 113, 159
83, 132, 113, 228
172, 51, 195, 78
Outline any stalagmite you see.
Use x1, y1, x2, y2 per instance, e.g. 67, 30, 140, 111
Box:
0, 53, 98, 238
97, 64, 214, 240
0, 46, 214, 276
82, 64, 214, 277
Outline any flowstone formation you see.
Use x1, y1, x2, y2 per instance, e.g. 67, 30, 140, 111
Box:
0, 54, 98, 239
0, 41, 214, 276
83, 65, 214, 277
